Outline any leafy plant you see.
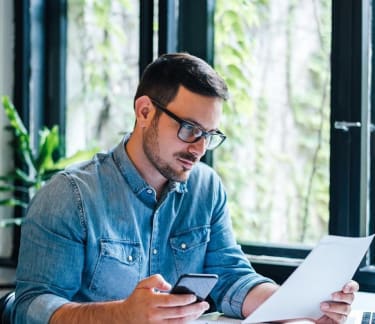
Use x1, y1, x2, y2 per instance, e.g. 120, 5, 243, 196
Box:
0, 96, 99, 227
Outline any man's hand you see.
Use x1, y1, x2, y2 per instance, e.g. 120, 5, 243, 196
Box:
242, 280, 359, 324
316, 280, 359, 324
120, 274, 210, 323
51, 274, 210, 324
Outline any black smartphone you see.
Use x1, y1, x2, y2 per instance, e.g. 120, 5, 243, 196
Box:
170, 273, 218, 302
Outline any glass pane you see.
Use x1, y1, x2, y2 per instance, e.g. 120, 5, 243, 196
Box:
214, 0, 332, 246
66, 0, 139, 156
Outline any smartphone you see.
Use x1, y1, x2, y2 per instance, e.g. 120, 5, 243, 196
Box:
170, 273, 218, 302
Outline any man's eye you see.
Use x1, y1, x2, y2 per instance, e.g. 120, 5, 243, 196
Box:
192, 127, 203, 136
182, 123, 194, 130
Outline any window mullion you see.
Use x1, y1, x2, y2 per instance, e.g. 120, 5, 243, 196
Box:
330, 0, 363, 236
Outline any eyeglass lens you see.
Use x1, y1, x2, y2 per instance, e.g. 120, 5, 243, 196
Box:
178, 123, 224, 150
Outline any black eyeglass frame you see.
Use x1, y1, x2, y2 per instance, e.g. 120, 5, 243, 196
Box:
149, 97, 226, 150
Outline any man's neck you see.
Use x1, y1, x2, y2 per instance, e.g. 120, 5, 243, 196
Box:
125, 134, 167, 197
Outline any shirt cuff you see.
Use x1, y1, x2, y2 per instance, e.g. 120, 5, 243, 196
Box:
26, 294, 69, 324
220, 274, 275, 318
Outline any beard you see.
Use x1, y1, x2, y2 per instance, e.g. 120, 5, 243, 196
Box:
143, 119, 197, 183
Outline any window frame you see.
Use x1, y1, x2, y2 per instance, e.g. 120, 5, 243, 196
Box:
0, 0, 67, 268
329, 0, 375, 291
0, 0, 30, 268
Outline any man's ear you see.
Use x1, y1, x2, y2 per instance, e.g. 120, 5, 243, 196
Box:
134, 96, 156, 127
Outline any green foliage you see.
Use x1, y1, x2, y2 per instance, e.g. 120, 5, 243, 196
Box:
214, 0, 331, 244
67, 0, 137, 148
214, 0, 269, 240
0, 96, 99, 227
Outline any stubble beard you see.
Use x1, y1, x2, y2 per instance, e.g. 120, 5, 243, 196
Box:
143, 120, 192, 183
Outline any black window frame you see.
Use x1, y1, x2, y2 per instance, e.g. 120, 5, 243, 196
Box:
0, 0, 66, 269
0, 1, 29, 269
329, 0, 375, 292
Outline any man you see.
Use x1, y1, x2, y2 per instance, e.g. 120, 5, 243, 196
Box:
14, 53, 357, 324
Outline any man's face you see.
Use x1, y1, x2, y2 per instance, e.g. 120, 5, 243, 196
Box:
143, 86, 223, 183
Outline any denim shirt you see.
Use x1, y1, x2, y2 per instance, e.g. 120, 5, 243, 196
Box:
14, 135, 273, 324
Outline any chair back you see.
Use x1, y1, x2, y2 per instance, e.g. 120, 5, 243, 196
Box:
0, 291, 15, 324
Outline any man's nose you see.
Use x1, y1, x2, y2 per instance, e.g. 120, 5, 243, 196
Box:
187, 137, 207, 157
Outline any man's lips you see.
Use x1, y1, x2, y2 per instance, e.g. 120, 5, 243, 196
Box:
175, 152, 198, 170
177, 157, 195, 169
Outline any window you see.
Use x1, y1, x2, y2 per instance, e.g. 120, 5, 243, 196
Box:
214, 0, 331, 246
66, 1, 139, 155
1, 0, 374, 292
211, 0, 375, 289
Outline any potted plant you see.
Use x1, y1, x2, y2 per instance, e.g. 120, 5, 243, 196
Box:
0, 96, 98, 227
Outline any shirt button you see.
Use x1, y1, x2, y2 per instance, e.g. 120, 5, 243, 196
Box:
146, 189, 153, 194
180, 243, 187, 250
153, 249, 158, 255
127, 255, 133, 262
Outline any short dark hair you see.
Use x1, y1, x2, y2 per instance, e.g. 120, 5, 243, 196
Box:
134, 53, 229, 107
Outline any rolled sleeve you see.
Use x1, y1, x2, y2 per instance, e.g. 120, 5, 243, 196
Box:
24, 294, 69, 324
221, 274, 274, 318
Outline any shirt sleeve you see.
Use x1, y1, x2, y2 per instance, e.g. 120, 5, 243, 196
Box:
13, 173, 86, 324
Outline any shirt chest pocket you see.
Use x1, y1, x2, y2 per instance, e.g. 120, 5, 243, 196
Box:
170, 226, 211, 275
89, 240, 141, 300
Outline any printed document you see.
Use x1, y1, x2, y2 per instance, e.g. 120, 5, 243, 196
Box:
244, 235, 374, 323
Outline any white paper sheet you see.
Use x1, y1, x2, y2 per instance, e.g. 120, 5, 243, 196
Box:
243, 235, 374, 323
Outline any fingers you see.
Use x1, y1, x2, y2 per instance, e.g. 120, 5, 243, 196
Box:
342, 280, 359, 293
331, 290, 355, 305
156, 292, 198, 307
327, 280, 358, 305
159, 301, 210, 320
150, 300, 209, 323
137, 274, 172, 292
321, 301, 351, 322
137, 275, 204, 308
135, 274, 207, 307
318, 280, 359, 324
316, 314, 347, 324
122, 278, 209, 323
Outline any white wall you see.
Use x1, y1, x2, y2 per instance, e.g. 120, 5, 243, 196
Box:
0, 1, 15, 257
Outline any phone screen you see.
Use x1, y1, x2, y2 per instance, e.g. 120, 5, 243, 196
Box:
170, 273, 218, 301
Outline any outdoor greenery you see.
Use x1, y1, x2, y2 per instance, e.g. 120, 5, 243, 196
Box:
66, 0, 137, 155
214, 0, 331, 244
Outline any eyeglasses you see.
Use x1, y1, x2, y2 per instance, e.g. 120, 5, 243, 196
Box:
149, 98, 226, 150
